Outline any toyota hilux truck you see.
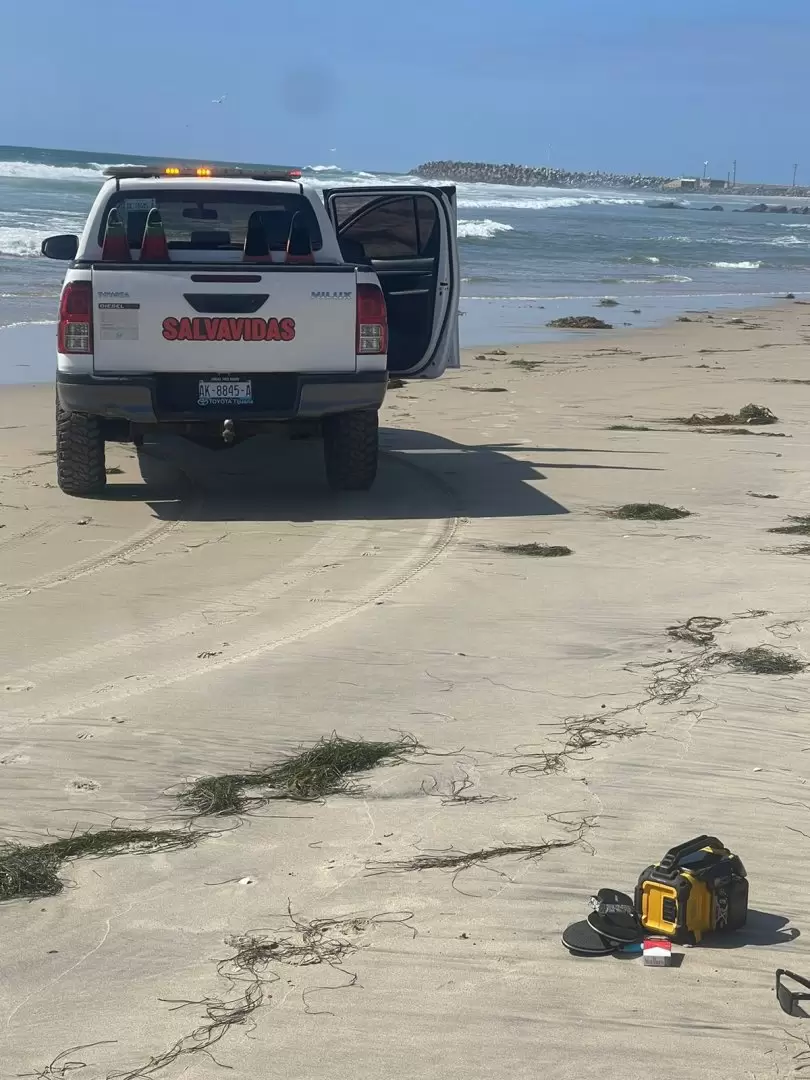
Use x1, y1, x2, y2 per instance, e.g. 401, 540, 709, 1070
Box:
42, 164, 459, 496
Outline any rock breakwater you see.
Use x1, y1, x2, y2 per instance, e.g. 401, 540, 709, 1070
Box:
413, 160, 669, 190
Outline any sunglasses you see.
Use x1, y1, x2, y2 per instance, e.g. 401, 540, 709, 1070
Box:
776, 970, 810, 1017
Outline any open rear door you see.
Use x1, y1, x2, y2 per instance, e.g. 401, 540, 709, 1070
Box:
323, 186, 459, 378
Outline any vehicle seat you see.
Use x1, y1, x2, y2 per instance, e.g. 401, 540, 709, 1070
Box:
242, 213, 271, 261
285, 212, 314, 264
338, 237, 370, 265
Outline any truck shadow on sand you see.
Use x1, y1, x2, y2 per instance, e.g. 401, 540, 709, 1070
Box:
107, 426, 661, 523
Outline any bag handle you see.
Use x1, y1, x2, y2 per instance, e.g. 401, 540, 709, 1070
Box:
659, 835, 725, 873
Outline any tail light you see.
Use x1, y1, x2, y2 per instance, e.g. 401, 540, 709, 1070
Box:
58, 282, 92, 354
356, 283, 388, 355
139, 207, 170, 261
101, 208, 131, 262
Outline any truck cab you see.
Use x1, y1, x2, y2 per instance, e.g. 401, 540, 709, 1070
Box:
42, 164, 459, 496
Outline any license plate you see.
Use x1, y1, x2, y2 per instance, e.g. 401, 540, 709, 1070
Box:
197, 379, 253, 406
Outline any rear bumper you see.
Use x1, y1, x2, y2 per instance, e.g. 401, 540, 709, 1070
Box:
56, 370, 388, 423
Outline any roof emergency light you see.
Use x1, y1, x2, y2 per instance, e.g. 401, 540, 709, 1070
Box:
103, 165, 302, 182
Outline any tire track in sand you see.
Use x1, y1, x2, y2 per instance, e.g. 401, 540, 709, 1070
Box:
0, 516, 188, 603
2, 468, 458, 725
3, 524, 368, 685
0, 519, 63, 552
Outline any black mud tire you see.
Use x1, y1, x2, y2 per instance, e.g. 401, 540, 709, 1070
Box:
322, 409, 379, 491
56, 402, 107, 497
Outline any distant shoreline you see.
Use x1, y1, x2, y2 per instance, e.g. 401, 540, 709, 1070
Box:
2, 295, 801, 386
412, 160, 810, 198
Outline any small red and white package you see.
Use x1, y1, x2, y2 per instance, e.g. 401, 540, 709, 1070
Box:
643, 938, 673, 966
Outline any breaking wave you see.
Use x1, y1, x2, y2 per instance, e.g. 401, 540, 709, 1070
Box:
711, 260, 762, 269
0, 318, 57, 331
0, 226, 50, 257
768, 234, 810, 246
457, 219, 515, 240
610, 274, 693, 284
456, 190, 646, 211
0, 159, 125, 182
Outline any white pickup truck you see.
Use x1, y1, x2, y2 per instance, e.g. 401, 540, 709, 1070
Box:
42, 164, 459, 496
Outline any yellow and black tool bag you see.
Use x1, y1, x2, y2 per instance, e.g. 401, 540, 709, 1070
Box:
635, 835, 748, 945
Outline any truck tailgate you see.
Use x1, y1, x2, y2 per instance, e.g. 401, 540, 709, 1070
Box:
91, 266, 358, 374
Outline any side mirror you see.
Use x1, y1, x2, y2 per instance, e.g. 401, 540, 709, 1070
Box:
41, 234, 79, 261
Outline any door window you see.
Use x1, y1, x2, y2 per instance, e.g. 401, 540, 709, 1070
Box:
334, 194, 438, 259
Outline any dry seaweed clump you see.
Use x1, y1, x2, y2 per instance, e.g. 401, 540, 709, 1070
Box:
609, 503, 691, 521
676, 403, 777, 426
547, 316, 613, 330
607, 424, 652, 431
72, 905, 416, 1080
367, 833, 587, 877
265, 734, 417, 799
177, 774, 256, 816
493, 542, 572, 557
510, 715, 645, 778
710, 646, 807, 675
769, 516, 810, 536
178, 734, 419, 815
774, 544, 810, 557
0, 828, 197, 902
692, 428, 788, 438
667, 616, 723, 646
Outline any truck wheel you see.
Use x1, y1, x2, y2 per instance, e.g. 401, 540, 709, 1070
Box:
56, 402, 107, 496
322, 409, 378, 491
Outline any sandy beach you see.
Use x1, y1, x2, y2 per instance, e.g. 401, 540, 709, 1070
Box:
3, 304, 810, 1079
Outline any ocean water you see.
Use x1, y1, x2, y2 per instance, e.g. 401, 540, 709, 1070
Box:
2, 144, 809, 376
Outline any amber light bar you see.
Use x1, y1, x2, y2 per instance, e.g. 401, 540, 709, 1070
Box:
103, 165, 302, 181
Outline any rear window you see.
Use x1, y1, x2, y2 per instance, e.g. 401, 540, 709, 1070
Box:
97, 189, 322, 252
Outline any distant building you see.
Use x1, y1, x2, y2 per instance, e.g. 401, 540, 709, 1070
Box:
664, 177, 727, 192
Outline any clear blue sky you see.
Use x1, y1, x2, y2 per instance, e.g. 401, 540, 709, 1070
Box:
2, 0, 809, 182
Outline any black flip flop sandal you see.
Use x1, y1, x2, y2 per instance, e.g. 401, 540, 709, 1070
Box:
562, 919, 618, 956
587, 888, 642, 945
